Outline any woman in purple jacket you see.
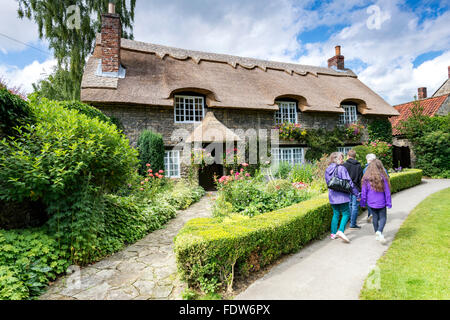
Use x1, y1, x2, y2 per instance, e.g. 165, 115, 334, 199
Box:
325, 152, 360, 243
360, 160, 392, 244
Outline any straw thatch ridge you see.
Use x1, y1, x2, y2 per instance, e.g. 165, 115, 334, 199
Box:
81, 35, 398, 116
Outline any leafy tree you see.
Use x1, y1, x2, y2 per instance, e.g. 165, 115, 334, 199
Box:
32, 67, 77, 101
17, 0, 136, 100
398, 99, 450, 177
137, 130, 165, 175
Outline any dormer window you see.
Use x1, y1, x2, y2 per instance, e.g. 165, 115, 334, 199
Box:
275, 101, 298, 125
174, 95, 205, 123
339, 105, 358, 125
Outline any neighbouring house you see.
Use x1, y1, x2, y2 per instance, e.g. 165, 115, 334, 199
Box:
81, 4, 398, 190
389, 68, 450, 169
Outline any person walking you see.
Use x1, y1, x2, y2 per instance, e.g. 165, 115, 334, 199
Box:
359, 159, 392, 245
363, 154, 389, 222
325, 152, 359, 243
343, 150, 364, 230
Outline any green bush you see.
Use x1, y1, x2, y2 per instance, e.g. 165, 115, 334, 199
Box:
368, 119, 393, 143
0, 88, 34, 137
175, 169, 422, 293
354, 140, 393, 169
0, 228, 70, 300
414, 130, 450, 178
0, 97, 138, 204
137, 130, 165, 175
290, 163, 315, 183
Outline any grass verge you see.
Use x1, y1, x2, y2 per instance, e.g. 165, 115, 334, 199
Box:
360, 187, 450, 300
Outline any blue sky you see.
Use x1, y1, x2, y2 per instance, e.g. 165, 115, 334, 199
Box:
0, 0, 449, 105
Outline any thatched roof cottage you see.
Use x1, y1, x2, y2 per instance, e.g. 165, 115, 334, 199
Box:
81, 4, 399, 189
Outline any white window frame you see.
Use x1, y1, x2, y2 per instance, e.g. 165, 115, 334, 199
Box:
338, 147, 353, 156
271, 147, 305, 166
174, 95, 205, 123
164, 150, 181, 178
339, 105, 358, 125
275, 101, 298, 125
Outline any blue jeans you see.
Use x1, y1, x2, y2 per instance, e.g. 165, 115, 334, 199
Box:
349, 194, 360, 227
370, 207, 387, 233
331, 203, 351, 235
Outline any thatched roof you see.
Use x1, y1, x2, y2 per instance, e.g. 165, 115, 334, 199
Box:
185, 112, 241, 143
81, 35, 398, 116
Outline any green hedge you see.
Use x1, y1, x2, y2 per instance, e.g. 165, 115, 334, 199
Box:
174, 169, 423, 293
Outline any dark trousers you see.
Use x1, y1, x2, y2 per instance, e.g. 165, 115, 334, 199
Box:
369, 207, 387, 233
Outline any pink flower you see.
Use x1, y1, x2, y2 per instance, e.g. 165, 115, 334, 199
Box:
159, 170, 164, 174
242, 163, 249, 167
158, 176, 163, 179
149, 174, 154, 177
141, 181, 145, 185
146, 164, 151, 167
145, 178, 149, 182
140, 188, 144, 191
245, 173, 251, 177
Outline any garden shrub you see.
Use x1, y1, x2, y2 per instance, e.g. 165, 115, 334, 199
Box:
414, 130, 450, 178
354, 140, 393, 169
0, 97, 138, 204
290, 163, 315, 183
137, 130, 165, 175
0, 228, 70, 300
0, 87, 34, 137
368, 118, 393, 143
0, 97, 138, 264
175, 169, 422, 293
57, 100, 112, 125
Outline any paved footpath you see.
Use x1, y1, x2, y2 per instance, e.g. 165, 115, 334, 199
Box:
237, 179, 450, 300
40, 194, 214, 300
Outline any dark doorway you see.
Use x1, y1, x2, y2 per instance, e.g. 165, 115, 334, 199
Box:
199, 164, 224, 191
393, 146, 411, 169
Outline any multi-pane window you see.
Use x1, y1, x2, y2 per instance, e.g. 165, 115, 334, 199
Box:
164, 150, 181, 178
271, 147, 304, 166
339, 105, 358, 125
338, 147, 353, 156
174, 95, 205, 123
275, 101, 298, 124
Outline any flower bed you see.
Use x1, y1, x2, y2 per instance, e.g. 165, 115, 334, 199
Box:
174, 169, 423, 294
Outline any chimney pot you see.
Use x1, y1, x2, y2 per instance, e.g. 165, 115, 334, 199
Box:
418, 87, 427, 100
335, 46, 341, 56
328, 45, 345, 70
108, 2, 116, 14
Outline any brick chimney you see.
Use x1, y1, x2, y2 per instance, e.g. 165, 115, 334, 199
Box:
448, 66, 450, 79
328, 45, 345, 70
101, 2, 121, 74
418, 87, 427, 100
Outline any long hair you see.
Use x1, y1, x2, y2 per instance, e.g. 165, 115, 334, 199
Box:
374, 159, 391, 189
328, 152, 344, 166
362, 160, 386, 192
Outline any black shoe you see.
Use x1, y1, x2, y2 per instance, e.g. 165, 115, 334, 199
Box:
349, 225, 361, 229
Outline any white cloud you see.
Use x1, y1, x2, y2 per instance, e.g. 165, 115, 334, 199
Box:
0, 0, 41, 53
296, 0, 450, 104
0, 59, 57, 93
133, 0, 303, 62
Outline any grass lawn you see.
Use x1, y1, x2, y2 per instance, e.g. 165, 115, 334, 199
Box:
360, 187, 450, 300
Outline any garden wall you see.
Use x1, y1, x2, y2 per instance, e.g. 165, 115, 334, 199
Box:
174, 169, 423, 292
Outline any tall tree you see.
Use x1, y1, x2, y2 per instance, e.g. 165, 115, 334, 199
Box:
17, 0, 136, 100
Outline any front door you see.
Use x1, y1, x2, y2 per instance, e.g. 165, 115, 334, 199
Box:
199, 164, 224, 191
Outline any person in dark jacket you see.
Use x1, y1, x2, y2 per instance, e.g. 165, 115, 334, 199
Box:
343, 150, 363, 229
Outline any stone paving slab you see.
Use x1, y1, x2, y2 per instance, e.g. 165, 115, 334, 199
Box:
40, 193, 214, 300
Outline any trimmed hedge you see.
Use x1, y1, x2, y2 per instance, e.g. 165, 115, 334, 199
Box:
174, 169, 423, 293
